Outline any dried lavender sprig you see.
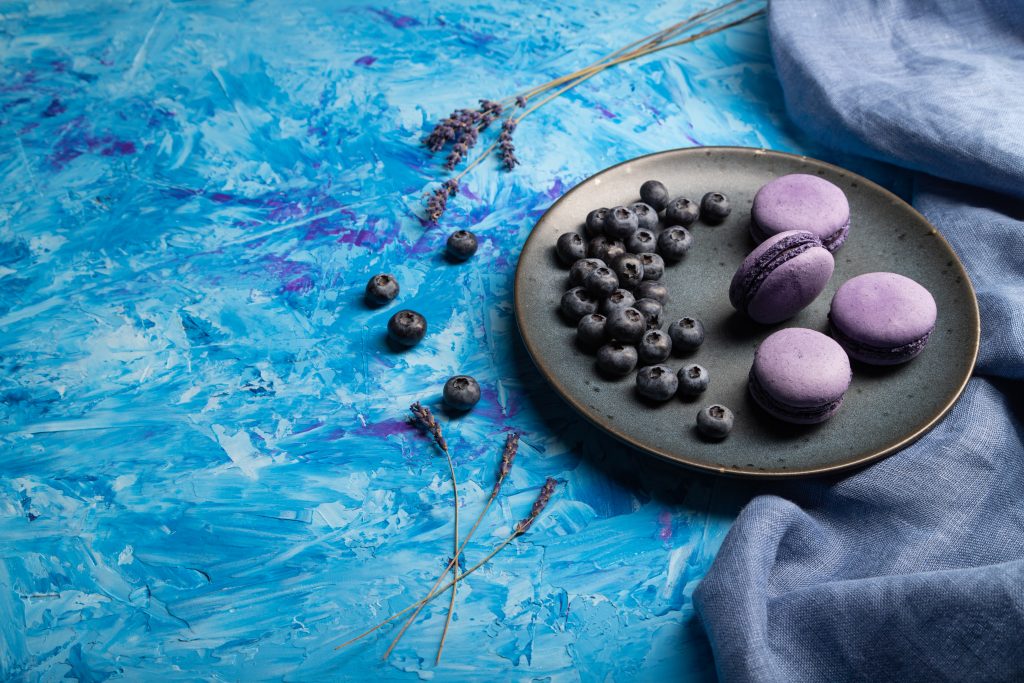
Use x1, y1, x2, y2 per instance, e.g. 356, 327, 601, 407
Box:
425, 179, 459, 224
515, 477, 558, 534
492, 432, 519, 497
497, 118, 519, 171
515, 95, 526, 108
410, 401, 448, 452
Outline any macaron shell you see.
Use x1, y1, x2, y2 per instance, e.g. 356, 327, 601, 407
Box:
746, 244, 834, 324
751, 328, 852, 408
830, 272, 937, 348
751, 174, 850, 250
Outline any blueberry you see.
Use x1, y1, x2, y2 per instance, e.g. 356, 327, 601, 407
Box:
583, 266, 619, 298
700, 192, 731, 224
664, 197, 699, 227
446, 230, 478, 260
667, 317, 705, 352
585, 207, 610, 238
555, 232, 586, 265
443, 375, 481, 411
569, 257, 606, 287
633, 297, 663, 329
630, 202, 658, 231
597, 342, 638, 377
600, 288, 636, 315
639, 180, 670, 211
587, 236, 626, 263
639, 253, 664, 280
605, 206, 639, 240
611, 254, 644, 291
638, 329, 672, 365
697, 404, 734, 439
677, 364, 710, 397
635, 281, 669, 304
560, 287, 598, 322
657, 226, 693, 261
387, 309, 427, 347
365, 273, 399, 306
605, 307, 646, 344
636, 364, 679, 401
626, 228, 657, 255
577, 313, 607, 350
604, 240, 627, 264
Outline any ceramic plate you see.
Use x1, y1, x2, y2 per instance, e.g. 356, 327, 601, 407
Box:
514, 147, 979, 477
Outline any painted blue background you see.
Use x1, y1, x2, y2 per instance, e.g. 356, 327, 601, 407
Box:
0, 1, 909, 680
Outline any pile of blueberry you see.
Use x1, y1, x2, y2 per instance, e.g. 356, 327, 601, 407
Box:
556, 181, 736, 439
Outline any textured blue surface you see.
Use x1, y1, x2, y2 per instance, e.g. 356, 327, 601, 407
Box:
0, 1, 907, 680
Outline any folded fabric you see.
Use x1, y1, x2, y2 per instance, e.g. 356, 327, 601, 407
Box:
694, 1, 1024, 681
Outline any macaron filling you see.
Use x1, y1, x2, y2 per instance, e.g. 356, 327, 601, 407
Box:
829, 317, 932, 363
748, 369, 844, 421
750, 215, 849, 253
730, 232, 820, 308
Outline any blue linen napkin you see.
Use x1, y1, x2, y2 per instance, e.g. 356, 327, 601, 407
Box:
693, 1, 1024, 681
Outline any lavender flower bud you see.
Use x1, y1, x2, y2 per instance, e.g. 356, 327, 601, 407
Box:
515, 477, 557, 534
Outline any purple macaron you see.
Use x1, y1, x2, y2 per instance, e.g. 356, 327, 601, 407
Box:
729, 230, 835, 324
751, 174, 850, 252
829, 272, 937, 365
749, 328, 852, 425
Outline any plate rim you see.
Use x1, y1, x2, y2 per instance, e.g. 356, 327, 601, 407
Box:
513, 146, 980, 478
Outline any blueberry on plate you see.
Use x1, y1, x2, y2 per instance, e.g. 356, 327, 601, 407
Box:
636, 364, 679, 401
638, 329, 672, 365
697, 404, 734, 439
560, 287, 599, 322
600, 288, 636, 315
603, 240, 627, 264
569, 257, 606, 287
668, 316, 705, 352
677, 364, 710, 396
597, 342, 638, 377
605, 307, 646, 344
446, 230, 478, 260
639, 180, 670, 212
585, 207, 610, 238
387, 309, 427, 347
657, 226, 693, 261
611, 253, 644, 291
633, 297, 663, 329
639, 253, 664, 280
587, 236, 626, 263
605, 206, 639, 240
577, 313, 607, 350
635, 281, 669, 304
583, 266, 619, 298
630, 202, 658, 231
365, 273, 399, 306
700, 192, 731, 224
626, 228, 657, 255
555, 232, 586, 265
664, 197, 700, 227
443, 375, 481, 411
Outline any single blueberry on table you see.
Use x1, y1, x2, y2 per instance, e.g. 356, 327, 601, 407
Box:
387, 309, 427, 347
657, 226, 693, 261
560, 286, 598, 322
365, 273, 399, 306
677, 364, 710, 396
638, 329, 672, 365
635, 281, 669, 304
668, 317, 705, 352
636, 364, 679, 402
576, 313, 607, 350
639, 180, 670, 211
633, 297, 663, 329
583, 266, 619, 298
697, 404, 734, 439
605, 205, 639, 240
630, 202, 658, 231
700, 191, 731, 224
639, 253, 664, 280
611, 253, 644, 291
443, 375, 481, 411
605, 307, 646, 344
664, 197, 699, 227
585, 207, 610, 238
446, 230, 478, 261
600, 288, 636, 315
569, 257, 605, 287
626, 228, 657, 255
596, 342, 638, 377
555, 231, 586, 265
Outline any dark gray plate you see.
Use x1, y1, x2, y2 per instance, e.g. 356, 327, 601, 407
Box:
514, 147, 979, 477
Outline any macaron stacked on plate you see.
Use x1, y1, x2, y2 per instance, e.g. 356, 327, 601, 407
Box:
751, 174, 850, 252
